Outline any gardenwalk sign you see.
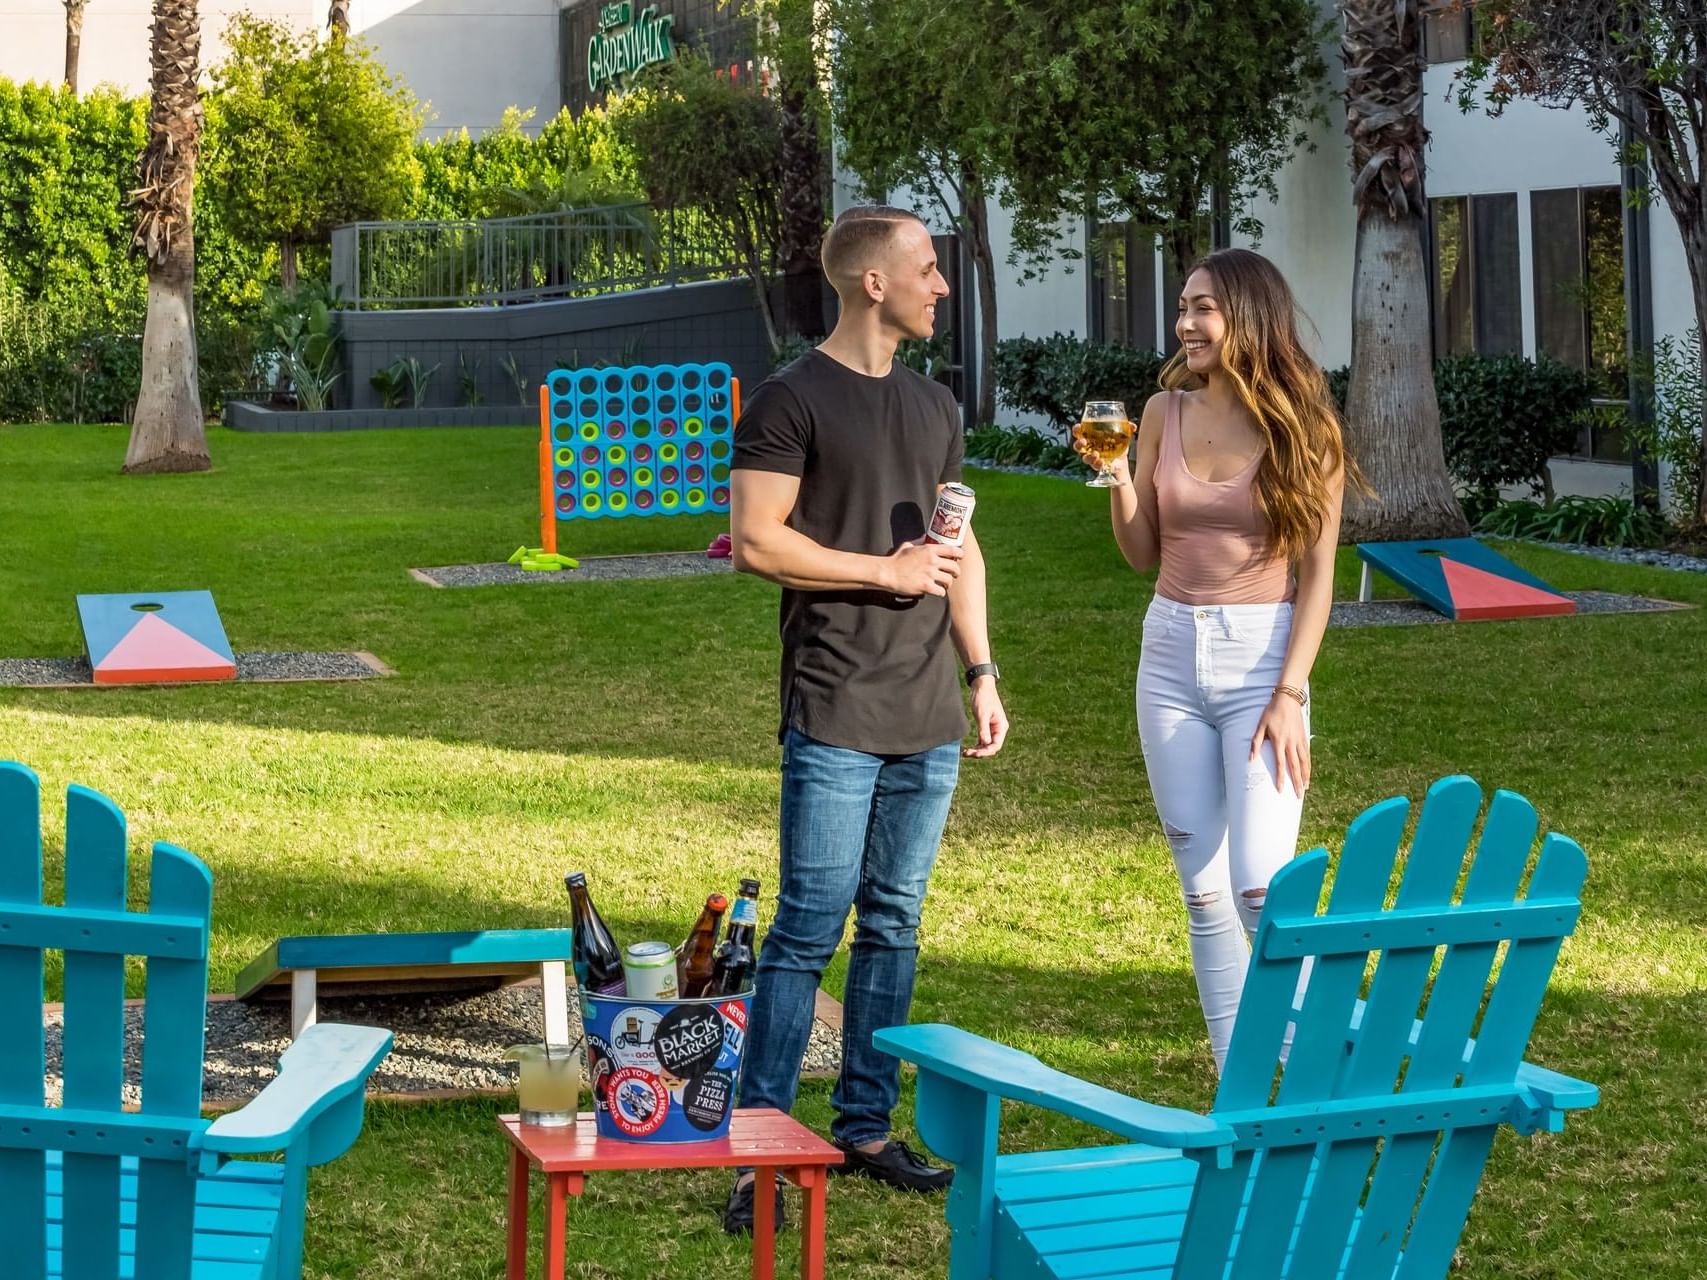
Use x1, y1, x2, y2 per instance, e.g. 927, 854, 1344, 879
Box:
588, 2, 675, 95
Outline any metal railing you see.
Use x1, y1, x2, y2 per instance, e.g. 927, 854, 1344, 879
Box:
329, 203, 747, 310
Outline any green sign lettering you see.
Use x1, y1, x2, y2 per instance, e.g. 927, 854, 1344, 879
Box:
588, 4, 675, 96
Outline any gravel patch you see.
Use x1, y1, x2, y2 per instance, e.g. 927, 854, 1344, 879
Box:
415, 553, 733, 588
0, 652, 390, 688
1331, 590, 1687, 629
1497, 538, 1707, 575
43, 984, 843, 1107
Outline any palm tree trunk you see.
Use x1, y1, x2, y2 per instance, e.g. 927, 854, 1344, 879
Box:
126, 0, 209, 475
1341, 212, 1466, 538
128, 230, 206, 472
778, 81, 826, 339
64, 1, 87, 95
328, 1, 351, 37
959, 169, 999, 428
1341, 0, 1463, 539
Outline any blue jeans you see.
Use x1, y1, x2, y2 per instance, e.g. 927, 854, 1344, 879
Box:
739, 727, 961, 1146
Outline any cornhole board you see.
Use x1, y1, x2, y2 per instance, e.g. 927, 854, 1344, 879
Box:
235, 928, 574, 1042
77, 590, 238, 684
1356, 538, 1576, 620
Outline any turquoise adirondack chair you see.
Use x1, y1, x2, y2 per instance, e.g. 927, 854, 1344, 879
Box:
878, 777, 1598, 1279
0, 762, 394, 1279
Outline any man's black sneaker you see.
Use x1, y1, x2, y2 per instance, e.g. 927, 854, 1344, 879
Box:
721, 1172, 787, 1235
829, 1138, 954, 1192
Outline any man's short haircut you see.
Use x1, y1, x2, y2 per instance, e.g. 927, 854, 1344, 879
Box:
821, 205, 925, 283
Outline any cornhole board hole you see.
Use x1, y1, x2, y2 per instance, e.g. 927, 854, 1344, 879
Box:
77, 590, 238, 684
1356, 538, 1577, 620
236, 928, 574, 1042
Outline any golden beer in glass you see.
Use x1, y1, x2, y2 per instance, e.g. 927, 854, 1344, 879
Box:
1074, 400, 1134, 488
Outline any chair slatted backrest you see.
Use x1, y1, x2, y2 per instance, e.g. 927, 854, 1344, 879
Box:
0, 762, 214, 1280
1173, 776, 1586, 1280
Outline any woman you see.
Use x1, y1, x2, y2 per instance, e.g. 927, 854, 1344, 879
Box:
1086, 248, 1358, 1072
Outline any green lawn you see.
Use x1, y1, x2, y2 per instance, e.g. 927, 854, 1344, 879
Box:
2, 422, 1703, 1278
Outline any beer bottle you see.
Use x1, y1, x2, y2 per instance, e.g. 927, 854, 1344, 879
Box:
710, 877, 761, 996
678, 892, 729, 998
564, 871, 626, 995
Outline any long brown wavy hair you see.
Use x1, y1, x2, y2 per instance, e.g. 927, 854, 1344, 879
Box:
1159, 248, 1365, 563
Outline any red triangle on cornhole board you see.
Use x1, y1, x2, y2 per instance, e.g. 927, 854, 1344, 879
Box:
93, 611, 238, 684
1438, 556, 1576, 620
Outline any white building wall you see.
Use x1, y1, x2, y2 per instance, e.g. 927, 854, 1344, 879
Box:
0, 1, 322, 96
1232, 78, 1357, 370
352, 0, 565, 138
0, 0, 563, 139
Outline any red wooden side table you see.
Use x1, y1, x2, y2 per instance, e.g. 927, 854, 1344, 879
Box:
498, 1108, 844, 1280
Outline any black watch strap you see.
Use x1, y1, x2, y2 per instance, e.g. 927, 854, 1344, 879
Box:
965, 662, 1000, 686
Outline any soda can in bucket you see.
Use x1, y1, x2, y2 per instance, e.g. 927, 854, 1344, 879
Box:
926, 482, 975, 547
622, 941, 679, 1000
582, 987, 751, 1143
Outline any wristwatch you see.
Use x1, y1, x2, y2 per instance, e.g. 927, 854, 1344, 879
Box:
965, 662, 1000, 686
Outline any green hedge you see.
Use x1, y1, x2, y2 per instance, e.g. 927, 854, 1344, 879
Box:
992, 334, 1168, 431
0, 73, 645, 423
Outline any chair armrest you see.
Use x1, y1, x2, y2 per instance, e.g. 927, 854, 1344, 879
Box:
1343, 1000, 1596, 1112
875, 1024, 1233, 1156
1515, 1060, 1598, 1110
197, 1023, 392, 1163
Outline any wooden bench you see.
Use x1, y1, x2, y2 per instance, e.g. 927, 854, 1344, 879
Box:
235, 928, 573, 1044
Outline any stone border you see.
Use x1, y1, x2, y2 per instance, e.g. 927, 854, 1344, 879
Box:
1329, 590, 1688, 629
413, 552, 733, 588
0, 651, 393, 689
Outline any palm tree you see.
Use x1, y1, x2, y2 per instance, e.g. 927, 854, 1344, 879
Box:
63, 1, 88, 95
126, 0, 209, 474
777, 82, 827, 340
328, 1, 350, 38
1340, 0, 1466, 539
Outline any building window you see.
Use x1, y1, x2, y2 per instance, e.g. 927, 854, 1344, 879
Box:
1423, 2, 1474, 65
1532, 185, 1631, 460
1088, 222, 1158, 352
1430, 192, 1522, 359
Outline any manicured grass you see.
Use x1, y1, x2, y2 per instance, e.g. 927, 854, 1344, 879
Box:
2, 422, 1703, 1278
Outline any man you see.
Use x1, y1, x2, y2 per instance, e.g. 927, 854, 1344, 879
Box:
724, 206, 1008, 1233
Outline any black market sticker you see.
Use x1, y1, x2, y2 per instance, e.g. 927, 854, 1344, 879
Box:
653, 1003, 726, 1081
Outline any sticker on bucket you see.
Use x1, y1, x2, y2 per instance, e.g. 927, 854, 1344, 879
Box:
607, 1066, 669, 1137
582, 989, 751, 1142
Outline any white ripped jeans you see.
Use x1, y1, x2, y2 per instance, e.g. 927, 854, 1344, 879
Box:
1136, 594, 1307, 1071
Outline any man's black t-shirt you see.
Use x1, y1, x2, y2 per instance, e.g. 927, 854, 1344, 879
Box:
733, 348, 968, 755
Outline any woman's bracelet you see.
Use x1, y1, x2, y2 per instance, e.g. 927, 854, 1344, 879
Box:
1276, 683, 1308, 707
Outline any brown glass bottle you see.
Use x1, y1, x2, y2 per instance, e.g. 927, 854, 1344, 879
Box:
564, 871, 625, 995
709, 877, 761, 997
677, 893, 729, 998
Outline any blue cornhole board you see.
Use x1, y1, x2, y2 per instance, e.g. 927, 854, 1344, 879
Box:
236, 928, 574, 1043
1356, 537, 1574, 620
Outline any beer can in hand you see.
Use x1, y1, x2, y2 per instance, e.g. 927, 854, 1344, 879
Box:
926, 483, 976, 547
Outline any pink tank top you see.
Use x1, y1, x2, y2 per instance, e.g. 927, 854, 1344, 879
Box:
1153, 390, 1294, 605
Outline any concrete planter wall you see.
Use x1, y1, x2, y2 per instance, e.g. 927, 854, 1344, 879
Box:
225, 403, 528, 432
331, 277, 784, 414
